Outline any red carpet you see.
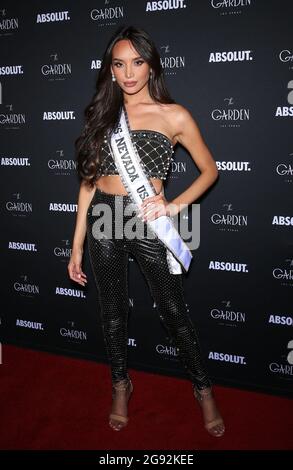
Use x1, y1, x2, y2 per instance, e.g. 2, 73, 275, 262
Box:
0, 344, 292, 450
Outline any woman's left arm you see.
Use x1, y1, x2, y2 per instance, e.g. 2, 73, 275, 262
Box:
168, 105, 219, 216
139, 105, 219, 220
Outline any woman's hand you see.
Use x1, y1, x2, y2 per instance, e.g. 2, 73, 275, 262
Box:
68, 248, 87, 286
137, 193, 175, 221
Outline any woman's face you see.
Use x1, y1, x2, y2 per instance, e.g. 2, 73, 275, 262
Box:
110, 39, 151, 95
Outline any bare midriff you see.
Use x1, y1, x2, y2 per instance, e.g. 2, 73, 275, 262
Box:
95, 174, 164, 196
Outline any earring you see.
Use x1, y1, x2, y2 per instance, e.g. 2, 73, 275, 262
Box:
112, 73, 116, 82
149, 70, 153, 79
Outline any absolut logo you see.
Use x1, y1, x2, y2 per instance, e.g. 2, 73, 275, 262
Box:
128, 338, 136, 347
0, 65, 23, 75
211, 307, 246, 323
16, 319, 44, 330
216, 160, 251, 171
91, 60, 102, 70
212, 98, 249, 126
90, 6, 123, 21
54, 240, 71, 258
49, 203, 77, 212
272, 215, 293, 226
14, 277, 40, 295
209, 351, 246, 364
146, 0, 187, 12
43, 111, 75, 121
1, 156, 30, 167
60, 327, 87, 340
211, 204, 248, 230
156, 344, 179, 356
209, 261, 248, 273
209, 50, 252, 62
36, 11, 70, 23
6, 195, 32, 213
211, 0, 251, 9
268, 314, 293, 327
269, 362, 293, 376
276, 107, 293, 117
41, 54, 72, 77
0, 9, 19, 32
275, 80, 293, 117
55, 287, 86, 298
9, 242, 37, 252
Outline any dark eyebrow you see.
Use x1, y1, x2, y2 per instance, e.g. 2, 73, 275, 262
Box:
112, 56, 143, 61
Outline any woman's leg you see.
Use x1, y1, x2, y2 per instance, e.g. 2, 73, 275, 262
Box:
131, 235, 211, 390
86, 191, 132, 430
131, 234, 225, 436
87, 235, 130, 385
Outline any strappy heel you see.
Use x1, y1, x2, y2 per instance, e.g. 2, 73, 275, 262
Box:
109, 378, 133, 431
193, 386, 225, 437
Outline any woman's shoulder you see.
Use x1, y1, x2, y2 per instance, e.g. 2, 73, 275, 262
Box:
160, 103, 194, 134
160, 102, 193, 121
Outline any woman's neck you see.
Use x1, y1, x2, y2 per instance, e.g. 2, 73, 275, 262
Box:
123, 87, 152, 107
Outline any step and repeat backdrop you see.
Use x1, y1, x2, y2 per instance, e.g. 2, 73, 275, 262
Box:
1, 0, 292, 397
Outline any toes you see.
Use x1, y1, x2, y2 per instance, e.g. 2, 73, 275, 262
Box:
205, 419, 225, 437
109, 420, 124, 431
211, 424, 225, 437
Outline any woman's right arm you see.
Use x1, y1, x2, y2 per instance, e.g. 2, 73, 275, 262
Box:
67, 180, 96, 286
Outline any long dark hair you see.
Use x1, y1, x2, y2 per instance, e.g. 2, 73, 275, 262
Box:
75, 25, 176, 188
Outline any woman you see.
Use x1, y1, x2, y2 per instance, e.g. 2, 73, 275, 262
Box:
68, 25, 225, 437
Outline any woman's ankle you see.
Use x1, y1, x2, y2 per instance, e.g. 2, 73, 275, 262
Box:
112, 377, 131, 389
193, 385, 213, 402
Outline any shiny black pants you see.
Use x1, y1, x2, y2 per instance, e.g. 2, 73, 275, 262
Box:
86, 186, 212, 391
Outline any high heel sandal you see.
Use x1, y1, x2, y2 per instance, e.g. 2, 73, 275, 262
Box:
194, 386, 225, 437
109, 378, 133, 431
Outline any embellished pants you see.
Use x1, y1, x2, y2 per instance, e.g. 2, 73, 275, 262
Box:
86, 186, 212, 391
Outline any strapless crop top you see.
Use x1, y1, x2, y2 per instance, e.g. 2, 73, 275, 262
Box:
98, 130, 174, 180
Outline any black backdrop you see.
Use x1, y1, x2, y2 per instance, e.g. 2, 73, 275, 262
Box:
1, 0, 293, 397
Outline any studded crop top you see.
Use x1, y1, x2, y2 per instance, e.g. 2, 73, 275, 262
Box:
98, 130, 174, 180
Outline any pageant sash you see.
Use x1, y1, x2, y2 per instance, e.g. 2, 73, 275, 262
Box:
108, 105, 193, 274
